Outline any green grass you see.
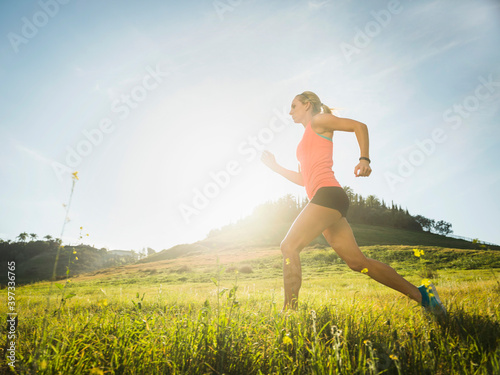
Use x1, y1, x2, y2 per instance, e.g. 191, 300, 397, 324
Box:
59, 245, 500, 288
2, 246, 500, 374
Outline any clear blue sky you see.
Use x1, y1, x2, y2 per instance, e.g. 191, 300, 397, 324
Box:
1, 0, 499, 250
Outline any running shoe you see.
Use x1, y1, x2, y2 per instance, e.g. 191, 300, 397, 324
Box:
418, 283, 447, 318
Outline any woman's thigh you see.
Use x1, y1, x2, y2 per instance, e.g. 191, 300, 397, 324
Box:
281, 202, 342, 252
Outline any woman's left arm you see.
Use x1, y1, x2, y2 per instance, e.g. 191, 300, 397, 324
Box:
312, 114, 372, 177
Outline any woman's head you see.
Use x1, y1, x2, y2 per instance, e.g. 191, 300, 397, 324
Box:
295, 91, 332, 116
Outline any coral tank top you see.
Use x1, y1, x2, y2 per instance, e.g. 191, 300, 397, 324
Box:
296, 121, 341, 200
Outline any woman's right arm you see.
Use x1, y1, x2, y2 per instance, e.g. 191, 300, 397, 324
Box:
261, 150, 304, 186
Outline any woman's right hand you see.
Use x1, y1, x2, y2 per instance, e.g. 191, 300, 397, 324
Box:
260, 150, 279, 171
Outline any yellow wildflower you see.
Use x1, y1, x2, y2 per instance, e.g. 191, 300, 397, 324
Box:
283, 336, 293, 346
390, 354, 398, 361
73, 250, 77, 254
75, 256, 78, 261
413, 248, 424, 257
72, 171, 79, 180
422, 278, 431, 287
361, 268, 368, 274
285, 258, 290, 265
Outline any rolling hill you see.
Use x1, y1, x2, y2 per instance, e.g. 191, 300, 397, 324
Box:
3, 194, 498, 285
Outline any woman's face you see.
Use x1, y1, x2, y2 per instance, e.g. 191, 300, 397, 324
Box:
289, 97, 310, 123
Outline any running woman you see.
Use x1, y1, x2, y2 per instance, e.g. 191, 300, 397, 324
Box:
261, 91, 446, 316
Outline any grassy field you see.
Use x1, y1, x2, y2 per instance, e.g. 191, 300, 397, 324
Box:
2, 246, 500, 374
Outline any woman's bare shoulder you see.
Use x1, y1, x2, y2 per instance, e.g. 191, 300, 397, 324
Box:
312, 113, 362, 133
311, 113, 336, 132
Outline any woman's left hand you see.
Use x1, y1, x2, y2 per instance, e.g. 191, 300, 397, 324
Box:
354, 160, 372, 177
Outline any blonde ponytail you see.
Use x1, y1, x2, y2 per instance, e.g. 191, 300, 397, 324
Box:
320, 103, 332, 114
296, 91, 334, 115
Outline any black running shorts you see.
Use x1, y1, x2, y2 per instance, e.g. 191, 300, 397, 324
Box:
310, 186, 350, 217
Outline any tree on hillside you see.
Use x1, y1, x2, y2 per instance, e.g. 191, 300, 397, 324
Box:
298, 196, 308, 210
357, 194, 365, 207
208, 189, 453, 241
381, 199, 387, 209
147, 247, 156, 256
44, 235, 53, 241
414, 215, 435, 232
277, 194, 301, 221
251, 194, 301, 224
130, 250, 139, 261
365, 195, 381, 208
138, 248, 148, 259
16, 232, 28, 242
29, 233, 38, 242
434, 220, 453, 235
343, 186, 355, 203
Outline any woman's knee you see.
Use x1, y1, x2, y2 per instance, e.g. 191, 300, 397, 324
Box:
335, 248, 368, 272
280, 238, 302, 256
346, 260, 368, 272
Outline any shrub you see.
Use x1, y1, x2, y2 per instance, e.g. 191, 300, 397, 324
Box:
238, 265, 253, 274
174, 265, 191, 273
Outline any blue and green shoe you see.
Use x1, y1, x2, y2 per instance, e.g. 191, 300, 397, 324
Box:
418, 283, 447, 317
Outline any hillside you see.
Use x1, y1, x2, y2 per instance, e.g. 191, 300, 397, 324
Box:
63, 243, 500, 288
3, 221, 498, 287
0, 241, 137, 285
3, 190, 499, 285
138, 222, 497, 266
348, 224, 496, 249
